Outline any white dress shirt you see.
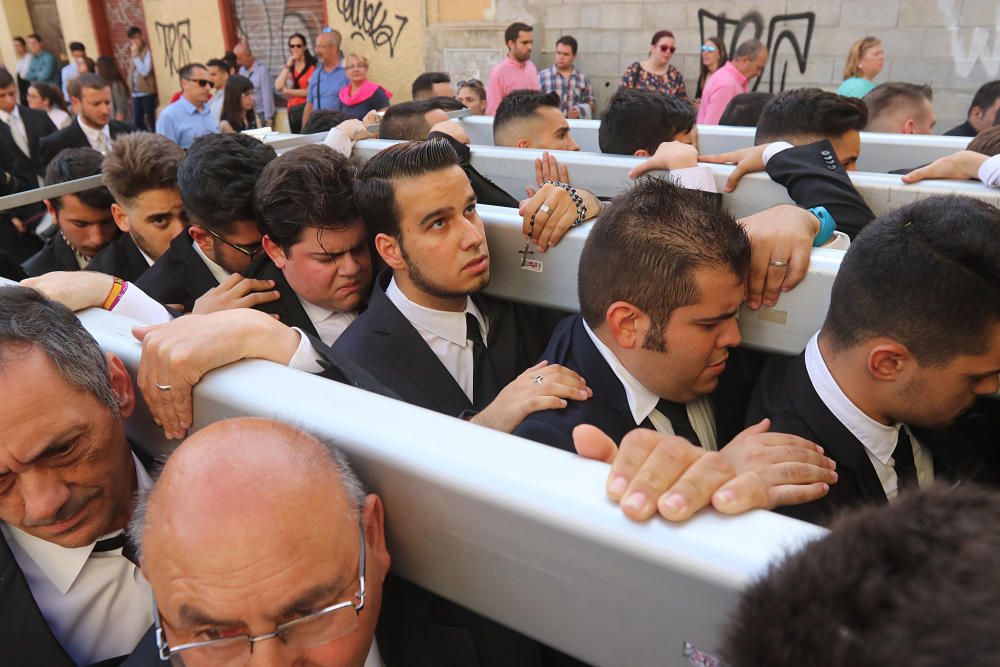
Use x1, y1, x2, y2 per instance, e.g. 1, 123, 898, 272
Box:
297, 294, 358, 347
582, 321, 718, 450
0, 105, 31, 157
978, 153, 1000, 188
77, 115, 113, 154
804, 333, 934, 498
191, 240, 232, 285
0, 454, 154, 665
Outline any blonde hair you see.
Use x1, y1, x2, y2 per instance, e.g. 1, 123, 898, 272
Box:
843, 37, 881, 80
345, 52, 369, 68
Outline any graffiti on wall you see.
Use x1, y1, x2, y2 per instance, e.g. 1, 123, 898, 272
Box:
233, 0, 326, 86
335, 0, 409, 57
698, 9, 815, 92
155, 19, 193, 77
937, 0, 1000, 79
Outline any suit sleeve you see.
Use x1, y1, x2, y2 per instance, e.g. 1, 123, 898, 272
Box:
764, 139, 875, 239
39, 134, 58, 169
513, 418, 575, 452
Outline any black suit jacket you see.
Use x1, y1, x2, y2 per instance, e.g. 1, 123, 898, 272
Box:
0, 248, 28, 280
0, 105, 57, 220
747, 351, 1000, 525
514, 316, 758, 452
943, 120, 976, 137
86, 233, 151, 282
765, 139, 876, 239
135, 231, 219, 312
245, 255, 320, 337
22, 231, 81, 276
39, 119, 135, 166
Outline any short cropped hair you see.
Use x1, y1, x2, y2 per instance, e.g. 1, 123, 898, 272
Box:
863, 82, 933, 125
969, 80, 1000, 116
505, 22, 533, 46
0, 69, 14, 90
968, 125, 1000, 156
719, 92, 773, 126
599, 89, 695, 155
355, 139, 461, 240
724, 484, 1000, 667
102, 132, 185, 206
733, 38, 765, 61
411, 71, 451, 99
493, 89, 560, 144
177, 62, 207, 84
824, 195, 1000, 365
0, 286, 119, 418
424, 96, 464, 112
578, 178, 750, 346
68, 41, 85, 53
73, 73, 110, 96
45, 147, 114, 212
556, 35, 578, 55
755, 88, 868, 144
254, 144, 360, 252
379, 100, 435, 141
301, 109, 352, 134
126, 26, 143, 39
178, 134, 276, 233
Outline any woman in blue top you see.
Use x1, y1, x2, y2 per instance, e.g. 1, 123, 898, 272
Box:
837, 37, 884, 98
338, 53, 392, 120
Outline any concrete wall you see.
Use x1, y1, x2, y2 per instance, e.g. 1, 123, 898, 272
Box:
0, 0, 34, 70
54, 0, 99, 57
428, 0, 1000, 132
142, 0, 228, 104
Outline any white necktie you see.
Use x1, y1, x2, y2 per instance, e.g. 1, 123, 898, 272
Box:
2, 110, 30, 157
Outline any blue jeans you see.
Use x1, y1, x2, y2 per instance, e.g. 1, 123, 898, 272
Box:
132, 94, 158, 131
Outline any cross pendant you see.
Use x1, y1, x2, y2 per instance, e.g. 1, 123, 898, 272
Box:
518, 243, 534, 267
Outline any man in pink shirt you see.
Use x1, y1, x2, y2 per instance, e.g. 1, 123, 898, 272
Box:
486, 22, 540, 115
697, 39, 768, 125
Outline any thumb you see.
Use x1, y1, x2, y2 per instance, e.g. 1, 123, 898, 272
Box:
725, 163, 747, 193
573, 424, 618, 463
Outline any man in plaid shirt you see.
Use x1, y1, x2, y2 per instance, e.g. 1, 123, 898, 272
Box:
538, 36, 596, 119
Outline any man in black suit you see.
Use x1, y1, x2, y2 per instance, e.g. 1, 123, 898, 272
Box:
22, 148, 119, 276
748, 195, 1000, 526
87, 133, 187, 282
136, 133, 276, 311
39, 74, 135, 166
0, 286, 153, 666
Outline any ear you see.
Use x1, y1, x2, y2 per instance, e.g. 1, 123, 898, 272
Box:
604, 300, 647, 350
970, 106, 983, 123
902, 119, 916, 134
110, 203, 130, 234
516, 138, 531, 149
262, 234, 287, 269
867, 341, 910, 382
374, 232, 405, 271
362, 493, 390, 581
44, 200, 57, 225
105, 352, 136, 419
188, 225, 213, 255
633, 149, 650, 157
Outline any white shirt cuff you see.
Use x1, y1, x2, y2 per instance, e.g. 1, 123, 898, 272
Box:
287, 327, 327, 373
322, 127, 353, 158
669, 166, 718, 193
109, 283, 173, 325
762, 141, 795, 166
977, 153, 1000, 188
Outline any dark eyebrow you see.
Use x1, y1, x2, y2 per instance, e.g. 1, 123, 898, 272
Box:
419, 206, 453, 226
21, 426, 85, 466
693, 308, 740, 324
311, 236, 368, 259
143, 210, 174, 221
465, 193, 477, 208
177, 604, 246, 630
275, 581, 345, 619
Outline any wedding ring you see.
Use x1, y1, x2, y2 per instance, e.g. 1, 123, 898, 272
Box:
769, 259, 789, 268
155, 383, 173, 391
539, 203, 552, 215
533, 375, 544, 385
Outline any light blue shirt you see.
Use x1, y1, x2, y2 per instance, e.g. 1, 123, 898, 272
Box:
306, 63, 348, 111
239, 61, 274, 121
61, 63, 77, 102
156, 96, 218, 148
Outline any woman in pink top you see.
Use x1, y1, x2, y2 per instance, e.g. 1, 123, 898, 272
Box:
619, 30, 687, 98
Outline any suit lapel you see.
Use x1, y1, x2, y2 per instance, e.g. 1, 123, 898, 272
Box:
53, 232, 82, 271
251, 258, 319, 338
566, 318, 637, 430
180, 237, 221, 299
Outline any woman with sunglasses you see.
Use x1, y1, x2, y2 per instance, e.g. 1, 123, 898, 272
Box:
456, 79, 487, 115
219, 75, 259, 134
338, 53, 392, 120
620, 30, 687, 98
694, 37, 728, 106
275, 32, 317, 133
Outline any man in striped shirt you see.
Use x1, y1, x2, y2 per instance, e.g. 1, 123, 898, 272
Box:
538, 35, 595, 119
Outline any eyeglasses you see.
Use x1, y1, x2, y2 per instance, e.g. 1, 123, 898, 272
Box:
289, 43, 305, 49
456, 79, 484, 89
155, 521, 367, 666
184, 78, 212, 88
200, 226, 263, 259
701, 44, 717, 53
657, 44, 677, 54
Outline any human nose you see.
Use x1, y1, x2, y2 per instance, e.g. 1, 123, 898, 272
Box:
719, 317, 742, 348
975, 374, 1000, 396
21, 470, 72, 525
568, 135, 580, 151
460, 215, 486, 250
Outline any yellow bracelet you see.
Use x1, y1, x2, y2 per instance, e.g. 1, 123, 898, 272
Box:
102, 277, 125, 310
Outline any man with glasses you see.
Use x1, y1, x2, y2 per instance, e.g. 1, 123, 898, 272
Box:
155, 63, 219, 149
302, 29, 348, 129
538, 35, 595, 119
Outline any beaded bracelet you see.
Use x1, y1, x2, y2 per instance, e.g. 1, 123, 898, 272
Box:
543, 180, 588, 227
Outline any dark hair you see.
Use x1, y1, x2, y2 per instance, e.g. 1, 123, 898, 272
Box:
969, 80, 1000, 116
301, 109, 352, 134
863, 82, 934, 128
755, 88, 868, 144
556, 35, 578, 55
411, 71, 451, 99
31, 82, 68, 112
424, 95, 464, 112
102, 132, 185, 205
457, 78, 486, 103
78, 57, 96, 74
493, 89, 561, 143
824, 195, 1000, 365
0, 69, 14, 90
206, 58, 228, 71
177, 62, 207, 84
723, 484, 1000, 667
27, 34, 41, 42
287, 32, 317, 69
222, 53, 238, 74
126, 26, 143, 39
178, 134, 276, 232
13, 36, 25, 47
255, 144, 360, 252
220, 74, 255, 131
95, 56, 124, 85
505, 22, 533, 46
650, 30, 674, 45
599, 88, 695, 155
968, 125, 1000, 155
68, 41, 85, 53
733, 38, 765, 60
719, 92, 772, 126
379, 100, 438, 141
355, 139, 461, 239
74, 73, 109, 97
44, 147, 115, 212
696, 36, 728, 98
578, 177, 750, 346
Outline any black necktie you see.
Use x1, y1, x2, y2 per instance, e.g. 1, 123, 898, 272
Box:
655, 399, 702, 447
466, 313, 498, 410
93, 532, 139, 566
893, 426, 919, 491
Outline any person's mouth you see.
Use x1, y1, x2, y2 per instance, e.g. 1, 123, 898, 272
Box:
463, 255, 489, 274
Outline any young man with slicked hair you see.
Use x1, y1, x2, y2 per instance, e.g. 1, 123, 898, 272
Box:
863, 82, 936, 134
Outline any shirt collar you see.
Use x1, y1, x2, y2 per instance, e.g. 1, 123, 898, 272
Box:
0, 106, 21, 123
505, 55, 527, 69
723, 61, 748, 85
77, 114, 111, 143
296, 293, 359, 324
804, 333, 900, 465
582, 320, 659, 426
2, 453, 151, 595
178, 96, 207, 115
385, 276, 484, 347
191, 240, 232, 284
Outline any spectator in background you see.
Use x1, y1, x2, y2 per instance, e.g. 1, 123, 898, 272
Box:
39, 74, 136, 164
96, 56, 129, 123
412, 71, 454, 100
486, 22, 539, 115
303, 29, 347, 128
274, 32, 316, 133
620, 30, 687, 99
697, 39, 767, 125
218, 75, 259, 134
25, 34, 58, 86
127, 26, 157, 131
719, 91, 773, 126
206, 57, 231, 125
694, 37, 727, 105
76, 56, 96, 76
13, 36, 32, 103
339, 53, 392, 119
599, 88, 696, 155
155, 63, 219, 148
61, 41, 86, 102
837, 37, 884, 98
538, 35, 595, 118
863, 82, 935, 134
27, 82, 71, 129
301, 108, 352, 134
456, 78, 487, 114
378, 100, 449, 141
234, 39, 273, 126
944, 80, 1000, 136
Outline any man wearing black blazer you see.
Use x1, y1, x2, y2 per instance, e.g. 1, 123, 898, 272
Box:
748, 195, 1000, 526
39, 74, 135, 166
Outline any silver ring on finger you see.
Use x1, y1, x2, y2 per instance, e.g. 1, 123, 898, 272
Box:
155, 383, 173, 391
538, 203, 552, 215
769, 259, 789, 268
533, 375, 544, 385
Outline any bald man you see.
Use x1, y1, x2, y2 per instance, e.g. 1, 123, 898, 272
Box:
302, 29, 348, 128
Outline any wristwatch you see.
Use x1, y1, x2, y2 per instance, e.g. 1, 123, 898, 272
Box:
809, 206, 837, 247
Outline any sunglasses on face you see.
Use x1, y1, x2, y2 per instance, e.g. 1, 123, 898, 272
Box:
702, 44, 717, 53
657, 44, 677, 54
289, 43, 305, 49
184, 78, 212, 88
456, 79, 483, 89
